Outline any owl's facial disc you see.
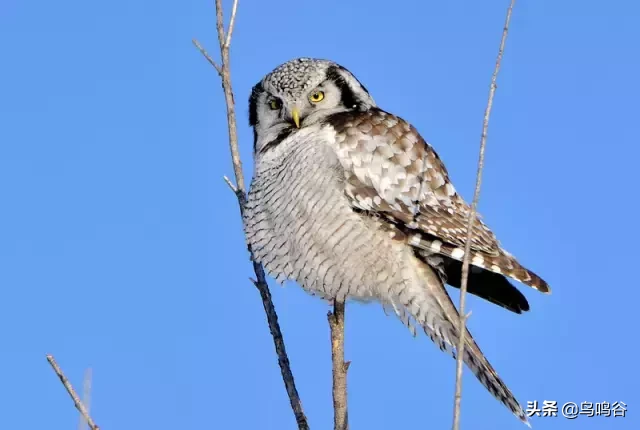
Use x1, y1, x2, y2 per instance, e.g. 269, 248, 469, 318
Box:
249, 58, 377, 152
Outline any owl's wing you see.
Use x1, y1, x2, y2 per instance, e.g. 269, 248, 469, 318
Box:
328, 108, 550, 294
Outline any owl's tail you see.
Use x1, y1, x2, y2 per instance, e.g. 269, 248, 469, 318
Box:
456, 334, 530, 426
391, 258, 530, 425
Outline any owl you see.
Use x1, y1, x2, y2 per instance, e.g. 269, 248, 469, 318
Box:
243, 57, 550, 424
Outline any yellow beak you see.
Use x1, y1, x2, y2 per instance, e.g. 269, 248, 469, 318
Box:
291, 107, 301, 128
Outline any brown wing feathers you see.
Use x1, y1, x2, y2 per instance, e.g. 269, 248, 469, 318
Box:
330, 108, 551, 300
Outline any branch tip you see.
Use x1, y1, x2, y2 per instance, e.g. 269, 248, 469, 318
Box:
223, 175, 238, 193
46, 355, 100, 430
224, 0, 239, 49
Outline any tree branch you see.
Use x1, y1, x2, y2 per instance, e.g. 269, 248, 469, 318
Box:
46, 355, 100, 430
452, 1, 516, 429
194, 1, 309, 429
328, 300, 349, 430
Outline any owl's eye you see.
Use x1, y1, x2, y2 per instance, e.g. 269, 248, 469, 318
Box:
269, 99, 282, 110
309, 91, 325, 103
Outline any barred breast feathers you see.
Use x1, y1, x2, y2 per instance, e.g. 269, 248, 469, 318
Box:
244, 124, 408, 301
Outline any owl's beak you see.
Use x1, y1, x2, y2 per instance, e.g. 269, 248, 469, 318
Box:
291, 107, 301, 128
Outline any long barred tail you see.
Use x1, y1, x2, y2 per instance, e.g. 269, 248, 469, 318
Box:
391, 257, 531, 425
460, 336, 530, 426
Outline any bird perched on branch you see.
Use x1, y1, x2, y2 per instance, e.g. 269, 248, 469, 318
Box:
243, 57, 550, 424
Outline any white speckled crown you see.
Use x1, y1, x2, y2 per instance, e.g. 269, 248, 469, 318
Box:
263, 58, 334, 98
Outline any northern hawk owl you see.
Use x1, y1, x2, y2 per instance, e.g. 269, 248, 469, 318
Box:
243, 57, 550, 424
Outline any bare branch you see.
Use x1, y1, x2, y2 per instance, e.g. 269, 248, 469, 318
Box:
46, 355, 100, 430
213, 0, 245, 193
195, 1, 309, 429
452, 1, 516, 429
328, 300, 349, 430
192, 39, 222, 76
253, 269, 309, 429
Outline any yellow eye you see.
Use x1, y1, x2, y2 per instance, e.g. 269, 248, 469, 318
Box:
269, 99, 281, 110
309, 91, 325, 103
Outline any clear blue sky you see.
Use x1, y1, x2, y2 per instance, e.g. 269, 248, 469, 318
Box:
1, 1, 638, 429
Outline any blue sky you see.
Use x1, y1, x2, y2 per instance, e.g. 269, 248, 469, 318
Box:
1, 0, 638, 429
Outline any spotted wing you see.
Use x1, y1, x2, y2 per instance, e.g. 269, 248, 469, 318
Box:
328, 108, 550, 293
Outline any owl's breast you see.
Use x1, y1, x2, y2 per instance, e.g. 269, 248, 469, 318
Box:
243, 126, 405, 300
245, 129, 345, 270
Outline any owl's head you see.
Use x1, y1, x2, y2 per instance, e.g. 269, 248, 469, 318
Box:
248, 58, 376, 152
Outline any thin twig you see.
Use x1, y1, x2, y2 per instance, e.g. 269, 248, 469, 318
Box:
223, 175, 238, 193
192, 39, 222, 76
46, 355, 100, 430
195, 1, 309, 429
224, 0, 239, 49
328, 300, 349, 430
77, 368, 92, 430
452, 1, 516, 429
